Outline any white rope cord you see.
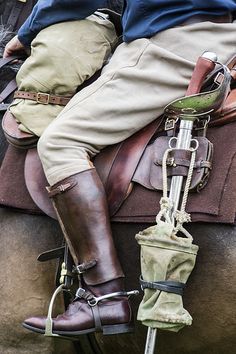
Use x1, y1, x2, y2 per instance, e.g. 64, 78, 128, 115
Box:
156, 148, 173, 224
174, 147, 196, 239
157, 143, 197, 240
180, 148, 196, 213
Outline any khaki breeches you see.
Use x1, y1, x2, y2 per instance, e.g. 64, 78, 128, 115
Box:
38, 21, 236, 185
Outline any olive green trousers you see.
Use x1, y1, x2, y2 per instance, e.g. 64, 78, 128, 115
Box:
10, 14, 117, 136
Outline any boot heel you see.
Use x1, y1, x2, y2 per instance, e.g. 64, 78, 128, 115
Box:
103, 323, 134, 335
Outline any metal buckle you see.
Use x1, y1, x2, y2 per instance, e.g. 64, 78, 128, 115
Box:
87, 290, 139, 307
75, 287, 87, 298
59, 262, 74, 285
36, 92, 50, 105
165, 117, 178, 131
76, 260, 97, 274
194, 116, 210, 134
76, 264, 85, 274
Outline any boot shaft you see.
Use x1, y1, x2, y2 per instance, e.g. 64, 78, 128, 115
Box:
48, 168, 124, 285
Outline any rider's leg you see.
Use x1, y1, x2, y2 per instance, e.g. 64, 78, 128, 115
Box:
24, 168, 133, 335
24, 21, 236, 336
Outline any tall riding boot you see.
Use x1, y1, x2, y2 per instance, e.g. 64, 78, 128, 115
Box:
23, 168, 135, 336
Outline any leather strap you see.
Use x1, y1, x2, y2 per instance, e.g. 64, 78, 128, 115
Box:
107, 117, 164, 216
91, 306, 102, 332
37, 246, 65, 262
6, 0, 26, 30
0, 79, 17, 103
76, 260, 97, 274
0, 56, 25, 111
140, 276, 185, 296
14, 90, 72, 106
4, 0, 37, 32
47, 180, 77, 197
0, 56, 24, 69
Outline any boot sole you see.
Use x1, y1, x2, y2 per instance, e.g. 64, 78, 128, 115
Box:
22, 322, 134, 337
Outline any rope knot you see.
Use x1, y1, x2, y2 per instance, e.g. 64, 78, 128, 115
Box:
159, 197, 173, 211
174, 210, 191, 224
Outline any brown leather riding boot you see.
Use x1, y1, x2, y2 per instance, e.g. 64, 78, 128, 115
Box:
23, 168, 136, 337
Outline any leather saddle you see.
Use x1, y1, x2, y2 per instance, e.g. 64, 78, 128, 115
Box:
2, 55, 236, 223
2, 110, 163, 219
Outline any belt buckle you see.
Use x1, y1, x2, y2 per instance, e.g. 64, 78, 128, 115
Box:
37, 92, 50, 105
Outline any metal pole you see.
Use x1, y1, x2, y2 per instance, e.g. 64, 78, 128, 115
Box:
144, 118, 195, 354
143, 51, 217, 354
169, 119, 194, 213
144, 327, 157, 354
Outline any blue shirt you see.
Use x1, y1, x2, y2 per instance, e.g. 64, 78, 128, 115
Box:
18, 0, 236, 46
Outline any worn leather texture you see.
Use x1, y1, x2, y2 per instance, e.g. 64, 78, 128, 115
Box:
133, 135, 213, 192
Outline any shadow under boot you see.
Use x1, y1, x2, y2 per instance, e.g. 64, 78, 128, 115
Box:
23, 169, 136, 337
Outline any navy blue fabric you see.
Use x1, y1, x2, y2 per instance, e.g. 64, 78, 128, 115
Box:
18, 0, 236, 46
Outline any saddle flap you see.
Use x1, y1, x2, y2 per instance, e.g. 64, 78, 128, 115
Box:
24, 148, 56, 219
2, 110, 38, 148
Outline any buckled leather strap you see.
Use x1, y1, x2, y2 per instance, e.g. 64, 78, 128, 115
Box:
76, 260, 97, 274
47, 180, 77, 197
14, 90, 72, 106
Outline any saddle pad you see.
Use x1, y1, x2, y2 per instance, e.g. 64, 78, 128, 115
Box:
1, 122, 236, 224
0, 145, 42, 214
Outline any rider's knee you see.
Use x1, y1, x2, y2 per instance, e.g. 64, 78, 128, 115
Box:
37, 128, 54, 164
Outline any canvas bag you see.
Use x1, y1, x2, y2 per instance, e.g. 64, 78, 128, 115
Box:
9, 13, 117, 136
135, 220, 199, 332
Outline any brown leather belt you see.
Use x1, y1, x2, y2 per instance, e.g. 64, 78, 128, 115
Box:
13, 90, 72, 106
180, 13, 233, 26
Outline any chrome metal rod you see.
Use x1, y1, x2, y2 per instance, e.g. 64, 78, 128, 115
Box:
145, 328, 157, 354
169, 119, 194, 214
144, 118, 195, 354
